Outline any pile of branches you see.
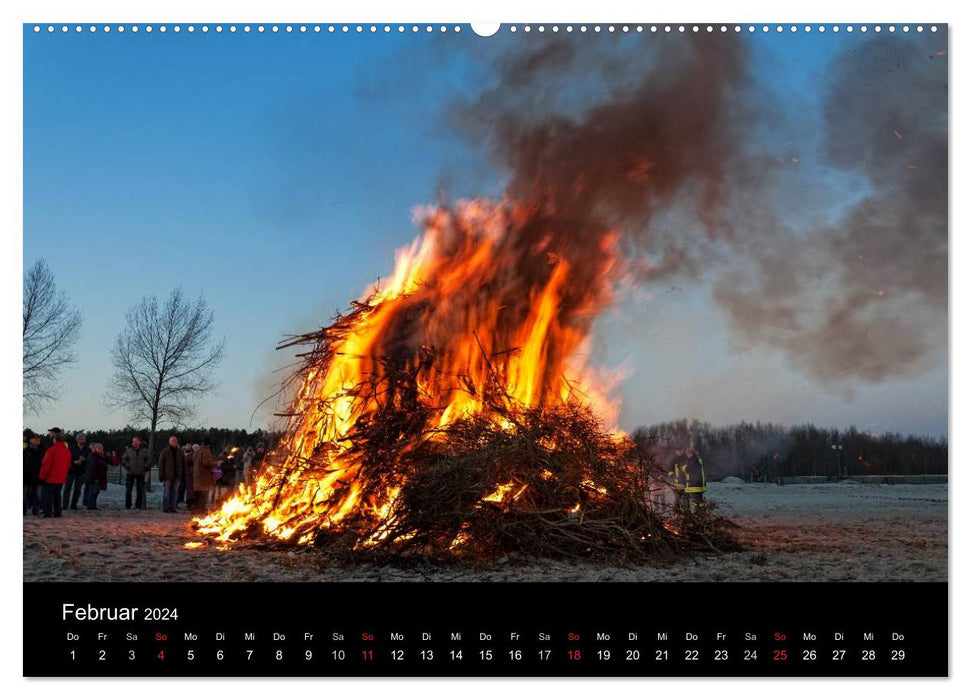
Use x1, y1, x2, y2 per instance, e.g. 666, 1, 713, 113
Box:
256, 315, 739, 564
321, 402, 739, 564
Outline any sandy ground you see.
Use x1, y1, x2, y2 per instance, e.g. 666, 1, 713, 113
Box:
23, 480, 947, 583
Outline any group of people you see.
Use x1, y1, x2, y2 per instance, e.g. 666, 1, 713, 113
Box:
22, 428, 107, 517
23, 427, 266, 518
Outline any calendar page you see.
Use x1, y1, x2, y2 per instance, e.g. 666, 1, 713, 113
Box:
21, 20, 948, 678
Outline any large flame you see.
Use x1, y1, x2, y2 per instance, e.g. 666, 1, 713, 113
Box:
195, 198, 623, 546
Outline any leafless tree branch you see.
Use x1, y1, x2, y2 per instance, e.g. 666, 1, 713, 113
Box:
103, 287, 225, 456
22, 259, 82, 415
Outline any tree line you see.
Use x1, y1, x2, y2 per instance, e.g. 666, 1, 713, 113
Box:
63, 427, 283, 460
24, 259, 949, 478
47, 419, 946, 482
633, 419, 948, 481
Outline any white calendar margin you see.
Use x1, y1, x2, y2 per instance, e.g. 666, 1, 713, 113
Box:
0, 0, 963, 698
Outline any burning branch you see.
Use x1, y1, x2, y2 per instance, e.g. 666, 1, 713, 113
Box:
192, 201, 738, 562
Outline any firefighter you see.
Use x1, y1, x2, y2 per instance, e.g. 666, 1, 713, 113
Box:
669, 447, 707, 510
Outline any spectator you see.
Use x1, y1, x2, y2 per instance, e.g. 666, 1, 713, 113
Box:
216, 449, 237, 503
157, 435, 185, 514
191, 438, 214, 512
213, 450, 226, 502
250, 443, 267, 483
178, 443, 194, 505
242, 446, 255, 485
65, 432, 90, 510
39, 428, 71, 518
83, 443, 108, 510
23, 430, 44, 516
121, 435, 150, 509
185, 444, 199, 508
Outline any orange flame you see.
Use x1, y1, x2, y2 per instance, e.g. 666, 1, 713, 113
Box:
195, 199, 622, 546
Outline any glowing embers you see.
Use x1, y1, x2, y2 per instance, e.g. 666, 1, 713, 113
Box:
481, 481, 528, 505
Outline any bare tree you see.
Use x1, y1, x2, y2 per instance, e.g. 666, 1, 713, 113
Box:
23, 259, 82, 414
105, 288, 225, 459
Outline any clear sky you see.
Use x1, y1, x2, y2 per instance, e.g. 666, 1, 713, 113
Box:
23, 26, 948, 438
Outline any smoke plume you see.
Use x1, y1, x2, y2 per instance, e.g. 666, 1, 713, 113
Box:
713, 35, 947, 382
457, 32, 947, 385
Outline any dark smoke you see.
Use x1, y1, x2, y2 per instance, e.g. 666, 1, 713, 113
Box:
713, 35, 947, 382
457, 34, 747, 256
457, 32, 946, 385
444, 33, 748, 381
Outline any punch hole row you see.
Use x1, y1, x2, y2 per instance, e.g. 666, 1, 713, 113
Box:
32, 24, 466, 34
31, 24, 941, 35
508, 25, 938, 34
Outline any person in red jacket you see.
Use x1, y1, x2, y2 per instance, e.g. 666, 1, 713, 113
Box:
39, 428, 72, 518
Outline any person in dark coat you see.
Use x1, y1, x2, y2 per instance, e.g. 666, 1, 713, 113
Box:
186, 444, 198, 507
178, 444, 194, 505
39, 429, 72, 518
249, 443, 267, 482
83, 443, 109, 510
191, 439, 214, 513
157, 435, 185, 513
64, 433, 90, 510
121, 436, 150, 509
215, 449, 238, 504
23, 430, 44, 516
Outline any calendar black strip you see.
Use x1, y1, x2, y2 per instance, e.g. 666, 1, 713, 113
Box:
23, 582, 947, 677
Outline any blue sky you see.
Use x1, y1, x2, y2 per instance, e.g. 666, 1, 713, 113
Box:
23, 26, 947, 437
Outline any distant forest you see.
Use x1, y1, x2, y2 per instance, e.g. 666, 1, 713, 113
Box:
34, 426, 284, 458
34, 420, 947, 482
633, 419, 948, 481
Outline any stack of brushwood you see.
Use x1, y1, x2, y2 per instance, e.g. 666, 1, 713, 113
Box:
255, 310, 742, 564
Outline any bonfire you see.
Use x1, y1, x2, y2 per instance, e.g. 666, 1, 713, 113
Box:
194, 199, 737, 562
